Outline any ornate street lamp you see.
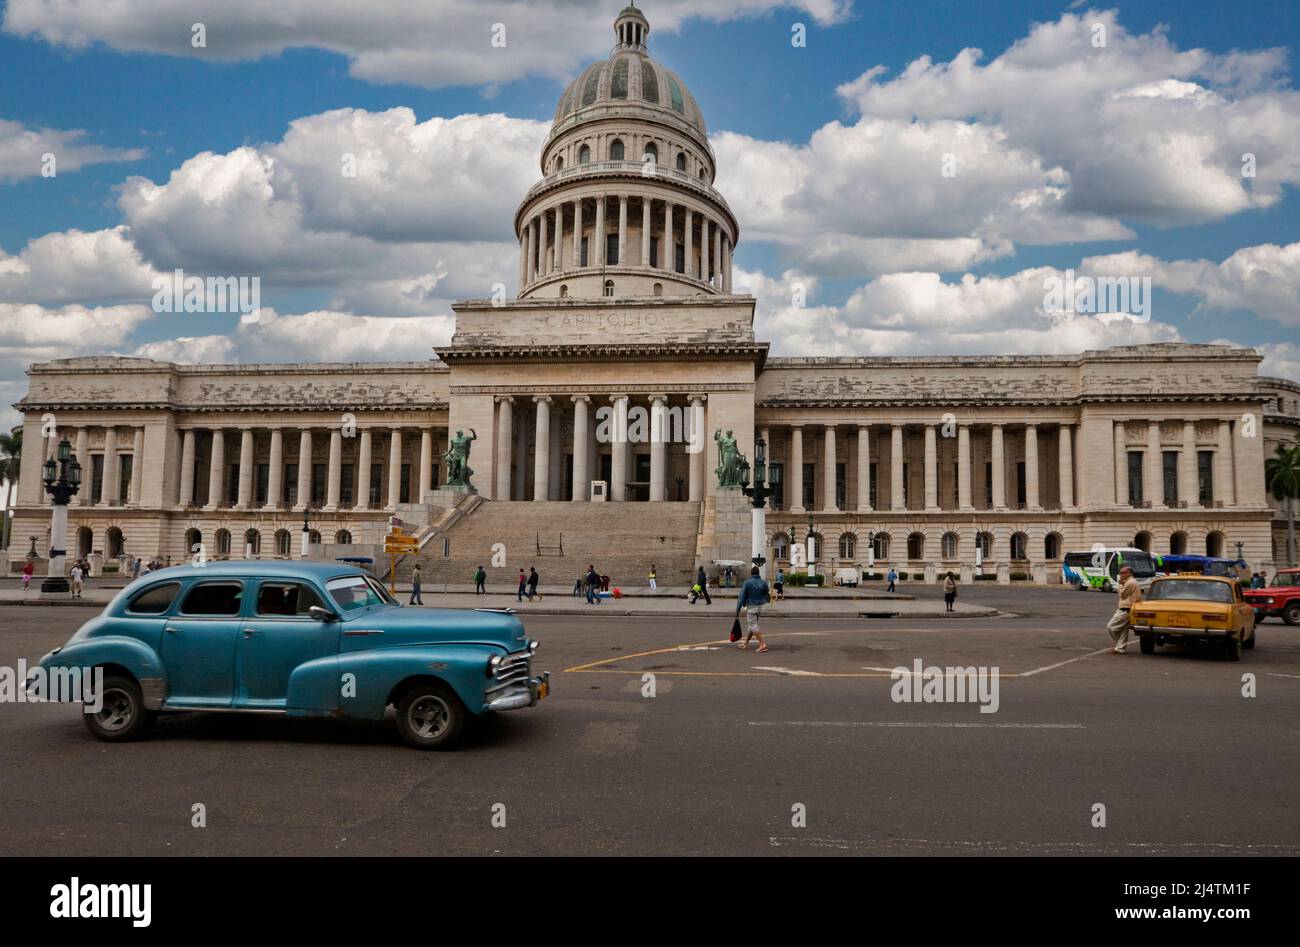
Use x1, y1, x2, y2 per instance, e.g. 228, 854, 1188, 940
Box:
740, 436, 780, 572
805, 509, 817, 578
40, 437, 82, 593
301, 504, 312, 559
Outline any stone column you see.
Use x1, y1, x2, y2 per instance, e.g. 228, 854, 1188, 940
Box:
1144, 421, 1161, 507
387, 428, 403, 509
890, 425, 905, 510
553, 204, 562, 273
1058, 424, 1074, 510
958, 424, 972, 510
524, 220, 534, 285
1215, 419, 1235, 506
617, 194, 628, 266
325, 429, 342, 510
790, 424, 804, 512
595, 197, 606, 266
130, 427, 145, 504
236, 428, 255, 509
101, 427, 119, 506
641, 197, 652, 265
206, 429, 225, 510
496, 398, 513, 501
537, 209, 548, 279
179, 428, 197, 507
518, 225, 527, 290
663, 201, 673, 270
1024, 424, 1040, 510
420, 430, 434, 502
688, 396, 705, 502
650, 395, 667, 501
713, 222, 722, 288
73, 428, 89, 506
924, 424, 939, 511
823, 425, 837, 511
856, 425, 871, 512
356, 430, 372, 510
533, 397, 551, 502
1179, 420, 1197, 507
572, 198, 583, 268
700, 218, 710, 283
295, 429, 311, 511
684, 208, 694, 278
723, 236, 732, 292
610, 394, 629, 501
991, 424, 1006, 510
266, 428, 283, 509
571, 396, 590, 501
1113, 421, 1128, 506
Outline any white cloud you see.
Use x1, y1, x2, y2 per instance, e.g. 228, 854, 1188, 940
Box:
1257, 342, 1300, 383
3, 0, 851, 89
0, 227, 161, 305
0, 118, 144, 182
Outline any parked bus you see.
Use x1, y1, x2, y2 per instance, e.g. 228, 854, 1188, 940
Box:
1155, 555, 1249, 581
1062, 547, 1158, 592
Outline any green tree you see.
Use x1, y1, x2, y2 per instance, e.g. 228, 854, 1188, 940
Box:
1265, 441, 1300, 567
0, 429, 21, 551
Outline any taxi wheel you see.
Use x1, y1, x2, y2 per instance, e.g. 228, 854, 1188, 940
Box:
1243, 632, 1256, 650
1223, 637, 1241, 662
396, 681, 466, 750
1139, 636, 1155, 655
1283, 602, 1300, 626
83, 674, 157, 742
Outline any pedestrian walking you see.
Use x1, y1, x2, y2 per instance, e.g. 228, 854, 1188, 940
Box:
573, 574, 584, 597
774, 568, 785, 601
21, 560, 34, 592
70, 562, 84, 599
648, 565, 657, 591
131, 557, 141, 579
688, 581, 704, 604
886, 567, 898, 593
724, 565, 733, 588
409, 564, 423, 606
586, 565, 601, 605
527, 567, 541, 601
517, 569, 528, 602
695, 565, 713, 605
735, 566, 770, 652
943, 571, 957, 612
1107, 566, 1142, 653
474, 565, 487, 595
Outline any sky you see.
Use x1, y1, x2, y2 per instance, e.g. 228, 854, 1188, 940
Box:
0, 0, 1298, 435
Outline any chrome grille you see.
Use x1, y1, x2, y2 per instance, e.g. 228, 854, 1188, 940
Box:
486, 651, 532, 694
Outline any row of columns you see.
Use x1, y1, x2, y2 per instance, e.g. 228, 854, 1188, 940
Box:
495, 393, 707, 502
519, 194, 733, 291
1111, 419, 1236, 508
176, 426, 438, 512
44, 426, 145, 508
776, 422, 1074, 514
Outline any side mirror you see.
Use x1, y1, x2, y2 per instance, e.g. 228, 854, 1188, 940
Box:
308, 605, 337, 623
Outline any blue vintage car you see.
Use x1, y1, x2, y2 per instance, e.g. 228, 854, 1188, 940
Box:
31, 560, 549, 749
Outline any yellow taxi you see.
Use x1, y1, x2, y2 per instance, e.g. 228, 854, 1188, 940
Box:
1130, 574, 1256, 661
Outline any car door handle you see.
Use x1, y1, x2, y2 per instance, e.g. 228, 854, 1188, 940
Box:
164, 626, 180, 635
242, 629, 258, 639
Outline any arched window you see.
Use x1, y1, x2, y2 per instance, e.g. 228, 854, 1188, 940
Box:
907, 532, 925, 561
77, 526, 94, 559
308, 529, 322, 546
603, 280, 614, 297
610, 139, 624, 161
643, 143, 658, 164
872, 532, 890, 560
106, 527, 123, 559
1010, 532, 1029, 560
184, 528, 202, 558
653, 282, 663, 296
1169, 531, 1188, 555
1206, 531, 1225, 557
274, 529, 291, 557
215, 529, 231, 558
1045, 532, 1063, 560
578, 144, 591, 164
245, 529, 260, 556
700, 167, 707, 179
1133, 531, 1152, 552
559, 284, 569, 298
555, 156, 564, 171
942, 532, 959, 559
839, 533, 856, 558
976, 532, 993, 560
676, 152, 686, 172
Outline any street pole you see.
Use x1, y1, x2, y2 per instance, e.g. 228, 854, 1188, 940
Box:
40, 437, 82, 594
741, 436, 779, 579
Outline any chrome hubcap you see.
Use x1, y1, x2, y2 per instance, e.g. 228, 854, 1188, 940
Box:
409, 695, 450, 740
96, 688, 135, 732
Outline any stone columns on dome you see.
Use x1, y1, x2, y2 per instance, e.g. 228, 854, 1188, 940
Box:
618, 195, 628, 266
713, 223, 722, 288
641, 197, 652, 265
662, 201, 673, 271
524, 220, 535, 286
595, 197, 607, 266
572, 198, 583, 269
684, 208, 694, 278
553, 205, 562, 274
538, 211, 548, 279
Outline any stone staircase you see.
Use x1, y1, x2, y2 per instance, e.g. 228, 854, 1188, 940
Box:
394, 500, 702, 590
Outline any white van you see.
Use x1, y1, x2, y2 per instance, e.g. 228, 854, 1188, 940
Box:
1061, 547, 1158, 592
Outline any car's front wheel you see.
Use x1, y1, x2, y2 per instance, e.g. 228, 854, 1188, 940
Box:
395, 680, 466, 750
1282, 602, 1300, 626
83, 674, 157, 742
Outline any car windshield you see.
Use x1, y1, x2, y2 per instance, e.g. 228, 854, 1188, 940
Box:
326, 575, 396, 612
1147, 579, 1233, 604
1118, 552, 1157, 578
1270, 572, 1300, 587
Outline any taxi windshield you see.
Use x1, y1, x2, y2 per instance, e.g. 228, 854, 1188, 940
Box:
326, 575, 396, 612
1147, 579, 1233, 604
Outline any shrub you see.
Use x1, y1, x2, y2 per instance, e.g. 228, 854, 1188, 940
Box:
808, 574, 825, 587
898, 571, 909, 580
786, 572, 808, 587
1010, 571, 1029, 581
974, 573, 996, 581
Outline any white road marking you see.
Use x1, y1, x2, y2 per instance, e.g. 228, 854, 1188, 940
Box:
751, 666, 823, 676
748, 720, 1084, 729
1017, 646, 1114, 677
1266, 672, 1300, 680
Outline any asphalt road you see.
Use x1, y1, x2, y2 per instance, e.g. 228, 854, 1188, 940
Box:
2, 587, 1298, 856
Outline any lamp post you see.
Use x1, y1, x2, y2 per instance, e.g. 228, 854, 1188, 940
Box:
805, 509, 817, 578
740, 436, 779, 575
39, 437, 82, 593
301, 505, 312, 559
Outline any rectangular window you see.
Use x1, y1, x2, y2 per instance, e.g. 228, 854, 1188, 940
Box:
984, 461, 992, 507
580, 236, 588, 267
650, 237, 659, 268
311, 463, 326, 505
1198, 451, 1214, 506
869, 461, 878, 509
606, 233, 619, 266
675, 242, 685, 273
769, 462, 783, 510
1016, 462, 1026, 507
835, 462, 846, 510
118, 455, 133, 504
1127, 452, 1144, 506
91, 454, 104, 504
400, 464, 411, 504
370, 464, 383, 505
340, 464, 354, 506
1162, 451, 1179, 505
952, 462, 960, 507
228, 463, 240, 505
284, 464, 298, 506
802, 462, 815, 509
255, 463, 269, 505
429, 463, 439, 490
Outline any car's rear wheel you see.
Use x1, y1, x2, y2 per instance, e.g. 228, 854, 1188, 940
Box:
395, 680, 466, 750
1139, 636, 1155, 655
1282, 602, 1300, 626
1223, 636, 1241, 662
1243, 630, 1256, 650
83, 674, 157, 742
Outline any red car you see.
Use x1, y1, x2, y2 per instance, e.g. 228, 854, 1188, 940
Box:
1243, 568, 1300, 625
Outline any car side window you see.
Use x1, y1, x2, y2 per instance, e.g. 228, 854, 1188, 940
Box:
127, 582, 181, 615
179, 582, 244, 616
256, 582, 326, 617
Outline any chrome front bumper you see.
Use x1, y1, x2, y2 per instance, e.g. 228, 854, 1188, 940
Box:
485, 672, 550, 712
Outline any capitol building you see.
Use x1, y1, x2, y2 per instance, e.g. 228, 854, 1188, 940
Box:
8, 5, 1296, 584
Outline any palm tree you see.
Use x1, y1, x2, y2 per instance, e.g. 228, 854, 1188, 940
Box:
0, 429, 21, 551
1265, 441, 1300, 567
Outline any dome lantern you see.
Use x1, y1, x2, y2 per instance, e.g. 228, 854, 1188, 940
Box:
614, 4, 650, 50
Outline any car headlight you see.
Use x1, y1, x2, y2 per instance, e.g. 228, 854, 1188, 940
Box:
528, 639, 539, 654
486, 653, 503, 676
